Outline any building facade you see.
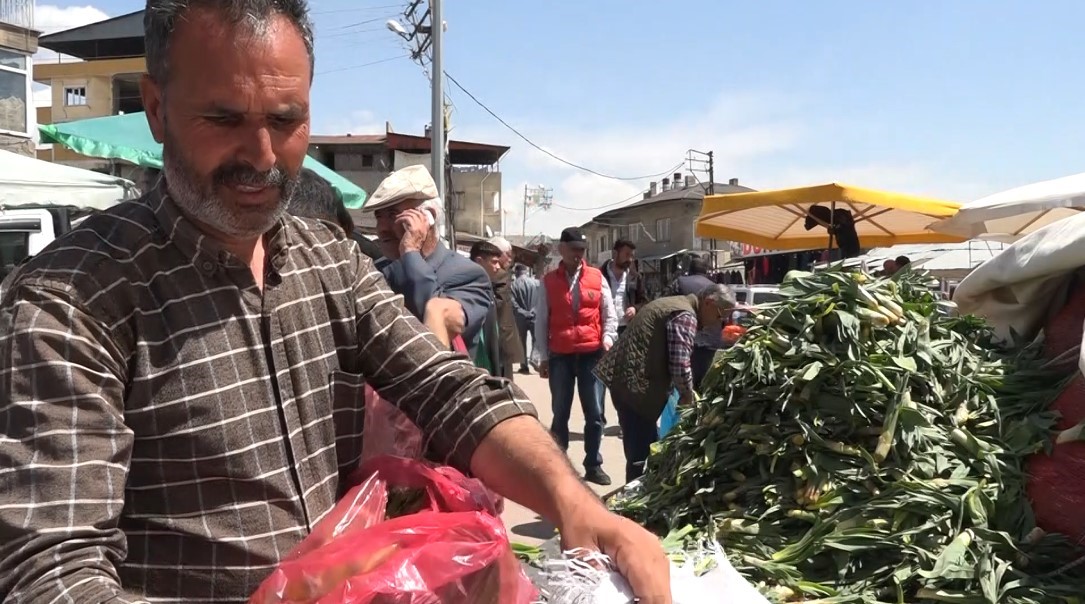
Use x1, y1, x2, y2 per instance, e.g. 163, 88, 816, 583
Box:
579, 174, 754, 295
0, 0, 38, 157
33, 10, 145, 179
309, 131, 509, 239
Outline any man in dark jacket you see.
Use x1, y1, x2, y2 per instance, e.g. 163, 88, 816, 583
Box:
509, 264, 539, 373
600, 239, 648, 334
470, 241, 525, 379
594, 284, 736, 482
598, 239, 648, 425
669, 256, 715, 296
288, 168, 387, 265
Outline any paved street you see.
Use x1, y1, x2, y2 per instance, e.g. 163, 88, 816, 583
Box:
499, 370, 629, 546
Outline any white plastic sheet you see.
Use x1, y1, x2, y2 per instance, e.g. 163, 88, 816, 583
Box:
953, 210, 1085, 377
540, 546, 769, 604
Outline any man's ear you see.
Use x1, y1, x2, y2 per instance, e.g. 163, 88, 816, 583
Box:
140, 74, 166, 143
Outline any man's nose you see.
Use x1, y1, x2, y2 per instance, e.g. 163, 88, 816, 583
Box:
235, 125, 276, 173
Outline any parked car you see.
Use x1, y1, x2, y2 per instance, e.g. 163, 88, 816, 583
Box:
731, 285, 783, 306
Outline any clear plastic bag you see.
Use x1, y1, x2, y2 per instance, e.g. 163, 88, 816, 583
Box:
250, 456, 536, 604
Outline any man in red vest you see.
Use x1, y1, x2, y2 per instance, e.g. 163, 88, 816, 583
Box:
534, 227, 619, 485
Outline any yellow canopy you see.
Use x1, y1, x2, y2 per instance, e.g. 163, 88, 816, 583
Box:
696, 183, 965, 250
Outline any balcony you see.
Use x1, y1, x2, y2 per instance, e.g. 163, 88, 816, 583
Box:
0, 0, 32, 28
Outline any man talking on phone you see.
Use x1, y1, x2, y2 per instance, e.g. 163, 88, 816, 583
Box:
366, 165, 493, 346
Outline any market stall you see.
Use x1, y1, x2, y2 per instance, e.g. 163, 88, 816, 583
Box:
932, 171, 1085, 242
0, 148, 138, 210
38, 112, 368, 209
696, 182, 965, 256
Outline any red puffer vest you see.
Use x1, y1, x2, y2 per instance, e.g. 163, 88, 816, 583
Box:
543, 262, 604, 355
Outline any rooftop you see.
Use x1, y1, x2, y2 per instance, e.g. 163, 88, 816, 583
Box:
309, 132, 510, 166
592, 179, 755, 223
38, 10, 143, 61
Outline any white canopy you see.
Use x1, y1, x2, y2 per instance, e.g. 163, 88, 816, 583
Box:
0, 149, 138, 211
930, 172, 1085, 242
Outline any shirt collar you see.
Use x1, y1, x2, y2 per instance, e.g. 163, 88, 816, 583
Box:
148, 180, 293, 275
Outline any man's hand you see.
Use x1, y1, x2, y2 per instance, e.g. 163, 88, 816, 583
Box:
624, 306, 636, 320
678, 390, 695, 407
560, 507, 672, 603
603, 340, 613, 352
423, 297, 465, 347
396, 208, 430, 255
538, 360, 549, 379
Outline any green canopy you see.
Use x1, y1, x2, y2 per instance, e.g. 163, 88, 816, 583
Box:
38, 112, 367, 209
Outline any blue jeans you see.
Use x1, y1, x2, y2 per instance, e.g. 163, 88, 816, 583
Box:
548, 350, 605, 469
611, 391, 660, 483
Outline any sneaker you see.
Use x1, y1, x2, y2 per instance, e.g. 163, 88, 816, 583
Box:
584, 466, 612, 486
518, 366, 531, 375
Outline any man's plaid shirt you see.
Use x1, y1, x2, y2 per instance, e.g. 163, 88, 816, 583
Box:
0, 186, 536, 602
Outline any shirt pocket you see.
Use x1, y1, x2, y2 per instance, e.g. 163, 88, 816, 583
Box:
329, 370, 367, 478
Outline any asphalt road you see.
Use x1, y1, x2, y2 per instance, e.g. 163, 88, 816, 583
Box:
498, 369, 630, 546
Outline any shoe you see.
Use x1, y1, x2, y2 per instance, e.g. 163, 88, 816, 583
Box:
584, 466, 612, 486
518, 367, 531, 375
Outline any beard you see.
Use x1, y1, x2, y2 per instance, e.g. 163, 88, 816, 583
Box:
162, 124, 299, 239
616, 258, 633, 269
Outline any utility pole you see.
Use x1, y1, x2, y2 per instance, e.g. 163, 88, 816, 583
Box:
389, 0, 450, 241
688, 149, 718, 268
522, 184, 553, 236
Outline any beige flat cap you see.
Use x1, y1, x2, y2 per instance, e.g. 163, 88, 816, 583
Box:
363, 165, 439, 212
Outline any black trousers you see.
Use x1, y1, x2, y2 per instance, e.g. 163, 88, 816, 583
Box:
691, 345, 722, 391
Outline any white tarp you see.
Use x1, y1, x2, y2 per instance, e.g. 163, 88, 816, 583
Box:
0, 149, 138, 210
931, 172, 1085, 242
954, 210, 1085, 377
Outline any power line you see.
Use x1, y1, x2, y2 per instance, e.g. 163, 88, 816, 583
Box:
315, 53, 410, 75
444, 71, 689, 182
311, 4, 402, 15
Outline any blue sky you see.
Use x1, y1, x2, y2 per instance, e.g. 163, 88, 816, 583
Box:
34, 0, 1085, 237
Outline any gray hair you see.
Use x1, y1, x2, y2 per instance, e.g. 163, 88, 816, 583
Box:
145, 0, 315, 86
698, 284, 737, 312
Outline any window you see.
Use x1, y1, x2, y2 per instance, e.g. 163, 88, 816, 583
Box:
599, 234, 608, 254
629, 223, 640, 243
0, 231, 30, 281
331, 152, 376, 171
64, 86, 87, 106
655, 217, 671, 241
0, 48, 30, 135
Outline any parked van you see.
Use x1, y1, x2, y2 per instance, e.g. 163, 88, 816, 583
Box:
0, 206, 85, 280
731, 285, 783, 307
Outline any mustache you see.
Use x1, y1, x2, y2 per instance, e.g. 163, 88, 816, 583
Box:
213, 163, 289, 189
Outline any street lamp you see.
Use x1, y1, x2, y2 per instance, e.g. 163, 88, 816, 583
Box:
385, 19, 409, 38
386, 3, 445, 208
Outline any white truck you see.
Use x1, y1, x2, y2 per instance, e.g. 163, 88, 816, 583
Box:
0, 206, 88, 281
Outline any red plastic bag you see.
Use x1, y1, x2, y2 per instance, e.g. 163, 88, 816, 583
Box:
362, 386, 424, 462
1028, 281, 1085, 543
360, 380, 504, 515
250, 457, 536, 604
350, 456, 502, 517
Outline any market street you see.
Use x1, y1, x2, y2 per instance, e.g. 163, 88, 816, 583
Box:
499, 371, 629, 546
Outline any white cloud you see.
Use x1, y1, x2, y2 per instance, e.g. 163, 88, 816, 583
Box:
454, 90, 998, 238
456, 91, 807, 236
32, 4, 111, 63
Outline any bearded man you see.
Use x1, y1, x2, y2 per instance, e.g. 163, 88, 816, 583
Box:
0, 0, 671, 601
